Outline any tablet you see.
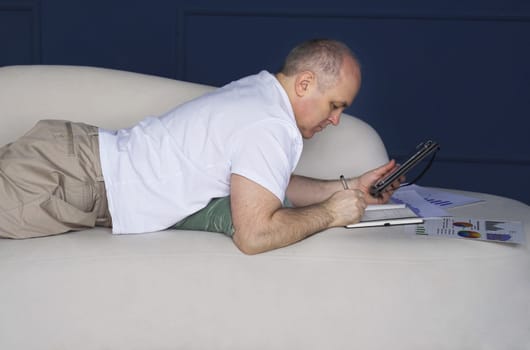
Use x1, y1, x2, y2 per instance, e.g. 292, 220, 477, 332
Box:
369, 140, 440, 197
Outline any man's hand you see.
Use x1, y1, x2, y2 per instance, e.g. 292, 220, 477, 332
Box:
351, 160, 404, 204
322, 189, 366, 227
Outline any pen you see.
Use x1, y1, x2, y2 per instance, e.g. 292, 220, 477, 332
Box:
340, 175, 349, 190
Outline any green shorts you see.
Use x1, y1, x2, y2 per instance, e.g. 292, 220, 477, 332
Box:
171, 196, 234, 236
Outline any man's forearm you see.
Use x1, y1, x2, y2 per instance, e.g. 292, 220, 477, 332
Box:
233, 203, 336, 255
286, 174, 353, 207
230, 173, 365, 255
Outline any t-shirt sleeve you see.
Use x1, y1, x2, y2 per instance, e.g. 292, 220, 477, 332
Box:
230, 120, 301, 201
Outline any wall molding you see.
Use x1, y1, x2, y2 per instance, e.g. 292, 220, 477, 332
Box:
180, 8, 530, 22
0, 1, 41, 64
176, 7, 530, 77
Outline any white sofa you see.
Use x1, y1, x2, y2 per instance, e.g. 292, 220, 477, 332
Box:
1, 65, 529, 350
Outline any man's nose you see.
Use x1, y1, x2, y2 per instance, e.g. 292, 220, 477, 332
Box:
328, 112, 341, 126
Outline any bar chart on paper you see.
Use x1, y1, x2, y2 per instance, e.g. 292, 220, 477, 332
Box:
424, 198, 454, 207
394, 185, 483, 209
407, 217, 525, 244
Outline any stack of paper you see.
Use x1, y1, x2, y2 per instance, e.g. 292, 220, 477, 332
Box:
391, 184, 483, 218
407, 217, 525, 244
390, 185, 524, 244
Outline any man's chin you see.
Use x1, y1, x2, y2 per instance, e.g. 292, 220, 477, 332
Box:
302, 130, 317, 139
314, 126, 326, 134
302, 126, 326, 139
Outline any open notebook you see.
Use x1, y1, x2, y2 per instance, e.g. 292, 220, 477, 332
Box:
346, 204, 423, 228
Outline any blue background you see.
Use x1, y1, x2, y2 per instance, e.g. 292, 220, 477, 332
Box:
1, 0, 529, 204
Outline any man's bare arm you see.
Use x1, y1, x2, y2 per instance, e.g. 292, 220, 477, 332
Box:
287, 160, 401, 208
230, 174, 365, 255
286, 175, 346, 207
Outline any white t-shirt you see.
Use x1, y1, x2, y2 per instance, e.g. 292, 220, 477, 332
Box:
99, 71, 303, 234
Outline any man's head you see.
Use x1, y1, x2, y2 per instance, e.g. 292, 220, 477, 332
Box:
276, 39, 361, 138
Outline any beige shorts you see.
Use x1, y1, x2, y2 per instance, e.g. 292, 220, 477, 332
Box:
0, 120, 111, 239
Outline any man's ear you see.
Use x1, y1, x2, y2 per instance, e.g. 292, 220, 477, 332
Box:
294, 71, 315, 97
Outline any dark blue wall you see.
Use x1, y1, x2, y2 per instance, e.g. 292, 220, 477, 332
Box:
2, 0, 529, 204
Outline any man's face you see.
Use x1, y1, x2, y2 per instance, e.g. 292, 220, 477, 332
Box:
295, 58, 361, 139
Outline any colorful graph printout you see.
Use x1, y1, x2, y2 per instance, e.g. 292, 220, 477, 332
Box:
408, 217, 525, 244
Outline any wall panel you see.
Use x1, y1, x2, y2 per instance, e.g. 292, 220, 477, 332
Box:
0, 2, 40, 65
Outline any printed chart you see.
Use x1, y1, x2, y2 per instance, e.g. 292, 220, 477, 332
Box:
409, 217, 525, 244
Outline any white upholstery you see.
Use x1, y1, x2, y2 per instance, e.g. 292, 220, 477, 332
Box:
1, 65, 529, 350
